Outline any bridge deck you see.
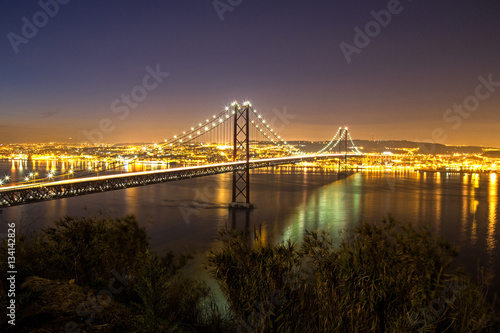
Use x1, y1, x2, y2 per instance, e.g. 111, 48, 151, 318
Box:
0, 154, 359, 207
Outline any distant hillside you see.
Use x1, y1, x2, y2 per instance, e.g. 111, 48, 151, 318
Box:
291, 140, 499, 155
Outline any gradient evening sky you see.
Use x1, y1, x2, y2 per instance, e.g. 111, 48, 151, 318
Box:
1, 0, 499, 146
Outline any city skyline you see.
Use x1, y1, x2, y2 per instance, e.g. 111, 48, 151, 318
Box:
1, 1, 500, 146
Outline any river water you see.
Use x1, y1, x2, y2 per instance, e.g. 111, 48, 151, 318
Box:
0, 160, 498, 296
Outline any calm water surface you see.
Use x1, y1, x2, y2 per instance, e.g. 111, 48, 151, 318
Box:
0, 160, 498, 295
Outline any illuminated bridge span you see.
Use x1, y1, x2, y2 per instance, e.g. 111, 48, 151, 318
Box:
0, 154, 358, 207
0, 101, 362, 207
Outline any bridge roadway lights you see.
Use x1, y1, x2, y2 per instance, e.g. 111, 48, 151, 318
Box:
0, 156, 359, 208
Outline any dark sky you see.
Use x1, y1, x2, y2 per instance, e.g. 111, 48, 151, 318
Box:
1, 0, 499, 146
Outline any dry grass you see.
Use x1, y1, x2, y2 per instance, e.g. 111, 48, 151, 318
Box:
208, 219, 500, 332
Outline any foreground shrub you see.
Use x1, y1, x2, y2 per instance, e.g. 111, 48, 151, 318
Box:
0, 215, 230, 332
208, 219, 500, 332
134, 251, 230, 332
12, 276, 134, 333
3, 214, 148, 287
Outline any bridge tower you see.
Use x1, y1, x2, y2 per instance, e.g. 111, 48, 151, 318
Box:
230, 101, 253, 208
338, 127, 349, 176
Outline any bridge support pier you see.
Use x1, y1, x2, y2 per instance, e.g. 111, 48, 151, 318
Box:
229, 102, 254, 209
230, 207, 251, 234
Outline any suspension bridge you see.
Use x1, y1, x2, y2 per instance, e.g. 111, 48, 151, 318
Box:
0, 101, 362, 208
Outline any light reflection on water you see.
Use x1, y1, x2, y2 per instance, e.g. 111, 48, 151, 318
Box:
488, 173, 498, 282
0, 160, 498, 294
2, 159, 172, 185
